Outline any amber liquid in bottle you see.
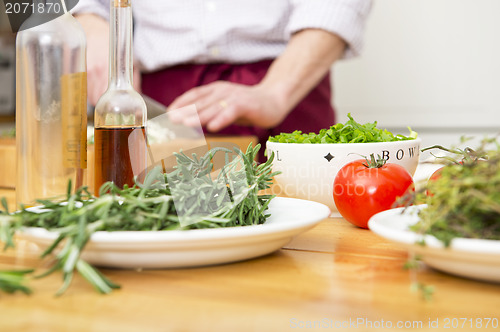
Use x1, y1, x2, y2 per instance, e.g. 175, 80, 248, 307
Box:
94, 0, 147, 194
94, 127, 146, 191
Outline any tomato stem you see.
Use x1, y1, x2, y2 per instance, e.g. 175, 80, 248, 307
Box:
363, 154, 387, 168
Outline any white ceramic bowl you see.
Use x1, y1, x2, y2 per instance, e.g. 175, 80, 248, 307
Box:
266, 138, 421, 212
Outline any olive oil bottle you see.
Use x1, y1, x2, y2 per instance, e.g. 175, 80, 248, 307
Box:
16, 1, 87, 207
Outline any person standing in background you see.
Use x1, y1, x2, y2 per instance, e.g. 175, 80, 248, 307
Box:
74, 0, 372, 160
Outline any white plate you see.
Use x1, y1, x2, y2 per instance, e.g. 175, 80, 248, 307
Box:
17, 197, 330, 269
368, 205, 500, 283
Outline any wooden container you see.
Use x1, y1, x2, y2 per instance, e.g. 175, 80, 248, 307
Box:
0, 138, 15, 189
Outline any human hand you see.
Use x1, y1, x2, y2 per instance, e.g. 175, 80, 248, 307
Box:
167, 81, 289, 132
170, 28, 345, 132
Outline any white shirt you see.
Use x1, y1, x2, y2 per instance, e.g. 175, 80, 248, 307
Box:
74, 0, 372, 72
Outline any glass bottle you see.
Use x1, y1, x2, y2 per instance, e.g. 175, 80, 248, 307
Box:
16, 1, 87, 207
93, 0, 147, 194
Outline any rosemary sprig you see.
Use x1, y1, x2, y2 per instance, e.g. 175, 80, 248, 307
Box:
0, 269, 34, 295
0, 143, 278, 295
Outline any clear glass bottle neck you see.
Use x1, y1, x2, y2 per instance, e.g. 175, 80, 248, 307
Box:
109, 1, 133, 89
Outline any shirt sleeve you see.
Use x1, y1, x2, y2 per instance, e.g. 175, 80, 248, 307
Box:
287, 0, 373, 58
71, 0, 109, 21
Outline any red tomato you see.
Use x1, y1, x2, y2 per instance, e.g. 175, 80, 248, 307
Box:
333, 160, 414, 229
426, 167, 443, 196
429, 168, 442, 181
427, 161, 465, 196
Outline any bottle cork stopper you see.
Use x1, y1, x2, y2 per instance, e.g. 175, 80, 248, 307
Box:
114, 0, 130, 7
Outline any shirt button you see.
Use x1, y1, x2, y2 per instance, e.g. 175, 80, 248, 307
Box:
206, 1, 217, 12
210, 46, 220, 56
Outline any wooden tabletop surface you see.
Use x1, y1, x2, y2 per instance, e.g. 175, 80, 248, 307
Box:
0, 188, 499, 332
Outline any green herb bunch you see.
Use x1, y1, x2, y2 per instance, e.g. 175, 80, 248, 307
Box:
0, 268, 33, 295
268, 113, 417, 144
0, 144, 278, 295
409, 139, 500, 246
0, 128, 15, 138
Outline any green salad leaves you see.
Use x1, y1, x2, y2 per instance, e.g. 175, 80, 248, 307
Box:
268, 113, 417, 144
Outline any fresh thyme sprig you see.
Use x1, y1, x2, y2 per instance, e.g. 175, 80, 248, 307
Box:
397, 138, 500, 301
0, 143, 278, 296
408, 138, 500, 246
403, 254, 435, 301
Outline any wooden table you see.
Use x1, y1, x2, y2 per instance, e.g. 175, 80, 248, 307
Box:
0, 189, 499, 332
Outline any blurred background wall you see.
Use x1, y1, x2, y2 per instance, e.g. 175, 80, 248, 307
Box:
0, 1, 15, 118
333, 0, 500, 150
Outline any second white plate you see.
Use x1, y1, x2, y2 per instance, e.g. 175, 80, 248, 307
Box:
18, 197, 331, 269
368, 205, 500, 283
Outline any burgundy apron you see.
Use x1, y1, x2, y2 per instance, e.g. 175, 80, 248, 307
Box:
141, 60, 335, 161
